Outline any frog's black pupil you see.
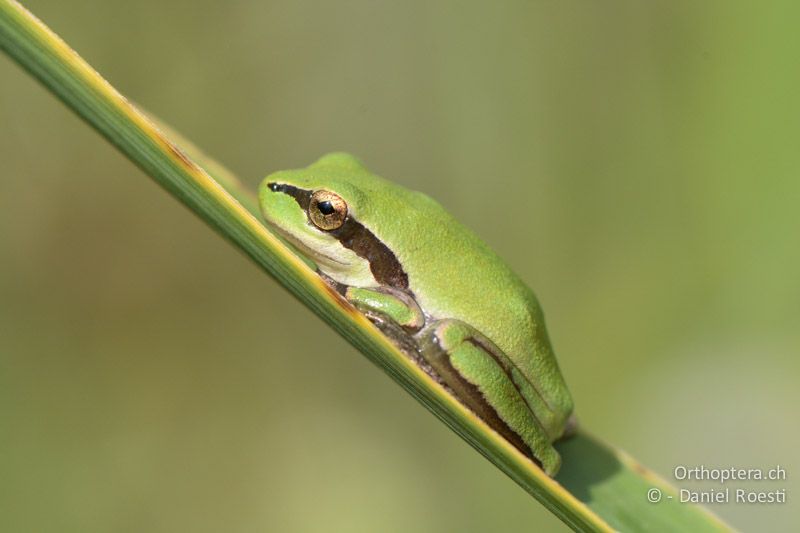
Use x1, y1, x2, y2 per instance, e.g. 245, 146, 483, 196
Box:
318, 201, 336, 215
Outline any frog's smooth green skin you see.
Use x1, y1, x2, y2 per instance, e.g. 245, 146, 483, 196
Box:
259, 153, 574, 476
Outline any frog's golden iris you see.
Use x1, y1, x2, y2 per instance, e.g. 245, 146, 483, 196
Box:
309, 190, 347, 230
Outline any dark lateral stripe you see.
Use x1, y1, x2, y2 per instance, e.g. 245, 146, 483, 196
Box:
329, 218, 408, 289
268, 183, 409, 290
467, 336, 552, 431
435, 348, 535, 460
269, 182, 312, 209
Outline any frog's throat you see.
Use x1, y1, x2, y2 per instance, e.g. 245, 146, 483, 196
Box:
268, 182, 409, 290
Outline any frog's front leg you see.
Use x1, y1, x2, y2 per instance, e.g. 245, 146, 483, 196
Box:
418, 319, 561, 476
345, 286, 425, 331
344, 286, 427, 364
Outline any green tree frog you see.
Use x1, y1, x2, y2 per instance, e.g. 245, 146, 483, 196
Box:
259, 153, 575, 475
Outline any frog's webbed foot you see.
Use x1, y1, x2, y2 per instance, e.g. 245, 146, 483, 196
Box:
417, 319, 562, 476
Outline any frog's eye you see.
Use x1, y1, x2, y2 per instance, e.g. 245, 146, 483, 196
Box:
309, 190, 347, 230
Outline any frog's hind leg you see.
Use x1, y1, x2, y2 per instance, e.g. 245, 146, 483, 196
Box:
418, 319, 562, 476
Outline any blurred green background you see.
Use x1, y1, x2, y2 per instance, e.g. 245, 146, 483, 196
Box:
1, 1, 798, 531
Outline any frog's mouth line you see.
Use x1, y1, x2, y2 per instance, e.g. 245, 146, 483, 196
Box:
267, 182, 409, 290
287, 230, 348, 268
264, 214, 348, 267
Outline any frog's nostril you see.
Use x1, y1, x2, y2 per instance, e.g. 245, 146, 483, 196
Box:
268, 182, 281, 192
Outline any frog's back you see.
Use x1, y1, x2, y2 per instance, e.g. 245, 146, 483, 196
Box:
360, 186, 572, 423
